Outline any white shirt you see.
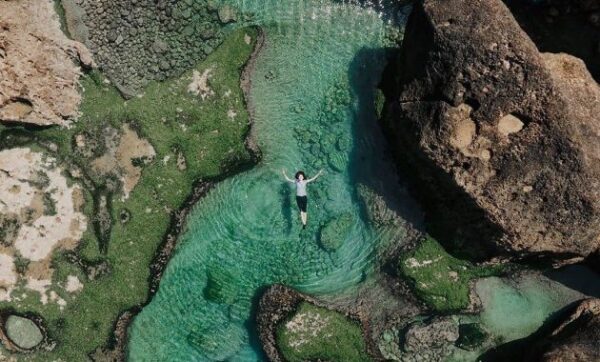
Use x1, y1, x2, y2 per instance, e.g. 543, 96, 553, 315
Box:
295, 180, 307, 197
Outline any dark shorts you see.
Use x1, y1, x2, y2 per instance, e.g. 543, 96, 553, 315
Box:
296, 196, 308, 212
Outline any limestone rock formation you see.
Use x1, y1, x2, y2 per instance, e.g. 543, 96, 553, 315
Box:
0, 0, 94, 126
0, 148, 87, 306
538, 298, 600, 361
504, 0, 600, 82
61, 0, 231, 96
384, 0, 600, 262
400, 316, 460, 360
256, 285, 307, 362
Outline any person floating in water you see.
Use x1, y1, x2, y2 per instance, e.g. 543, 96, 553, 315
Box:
282, 168, 324, 228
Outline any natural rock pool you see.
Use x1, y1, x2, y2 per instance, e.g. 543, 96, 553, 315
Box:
128, 1, 414, 360
126, 1, 600, 361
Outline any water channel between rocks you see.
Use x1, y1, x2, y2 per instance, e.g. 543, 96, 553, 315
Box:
128, 1, 410, 360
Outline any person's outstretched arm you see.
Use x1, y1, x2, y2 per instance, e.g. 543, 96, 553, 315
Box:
282, 169, 295, 183
306, 169, 324, 183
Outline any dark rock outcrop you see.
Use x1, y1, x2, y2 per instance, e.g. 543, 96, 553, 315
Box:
61, 0, 232, 97
503, 0, 600, 83
256, 284, 403, 361
383, 0, 600, 262
256, 285, 305, 362
536, 298, 600, 361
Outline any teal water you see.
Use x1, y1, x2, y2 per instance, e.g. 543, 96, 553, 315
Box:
475, 267, 600, 342
128, 1, 412, 360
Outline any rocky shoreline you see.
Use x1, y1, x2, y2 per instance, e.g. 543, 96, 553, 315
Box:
61, 0, 235, 97
92, 28, 266, 361
256, 284, 387, 361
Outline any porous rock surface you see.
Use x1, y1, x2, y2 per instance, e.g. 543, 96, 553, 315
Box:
0, 0, 94, 126
399, 316, 459, 361
256, 285, 308, 362
0, 148, 87, 305
385, 0, 600, 262
537, 298, 600, 361
62, 0, 234, 97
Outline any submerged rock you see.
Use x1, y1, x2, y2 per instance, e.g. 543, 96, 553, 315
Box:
384, 0, 600, 263
4, 315, 43, 350
404, 317, 459, 352
218, 5, 238, 24
319, 213, 354, 251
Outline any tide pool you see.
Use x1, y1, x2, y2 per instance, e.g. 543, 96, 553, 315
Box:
127, 1, 413, 360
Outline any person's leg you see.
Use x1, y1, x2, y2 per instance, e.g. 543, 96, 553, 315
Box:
296, 196, 308, 227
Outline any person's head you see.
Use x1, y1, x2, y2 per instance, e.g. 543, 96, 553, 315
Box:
295, 171, 306, 181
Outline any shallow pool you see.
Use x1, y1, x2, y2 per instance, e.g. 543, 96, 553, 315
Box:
127, 1, 413, 360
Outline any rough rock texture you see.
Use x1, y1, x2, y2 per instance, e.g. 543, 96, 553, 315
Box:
4, 315, 43, 350
384, 0, 600, 262
397, 316, 461, 361
0, 0, 94, 126
86, 124, 156, 200
537, 298, 600, 361
257, 285, 313, 362
62, 0, 233, 97
257, 284, 394, 361
0, 148, 87, 306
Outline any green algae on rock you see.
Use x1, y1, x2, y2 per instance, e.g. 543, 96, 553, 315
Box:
399, 237, 504, 312
277, 302, 371, 362
0, 27, 257, 361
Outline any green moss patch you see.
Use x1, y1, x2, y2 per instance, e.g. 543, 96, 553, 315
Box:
0, 27, 258, 361
398, 237, 504, 312
276, 302, 371, 362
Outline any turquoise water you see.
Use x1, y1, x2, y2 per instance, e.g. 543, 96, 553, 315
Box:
475, 267, 600, 342
128, 1, 411, 360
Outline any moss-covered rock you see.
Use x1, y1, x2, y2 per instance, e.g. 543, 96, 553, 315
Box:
398, 237, 505, 312
276, 302, 370, 362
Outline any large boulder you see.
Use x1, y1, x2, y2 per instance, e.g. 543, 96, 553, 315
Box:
537, 298, 600, 361
0, 0, 94, 126
384, 0, 600, 262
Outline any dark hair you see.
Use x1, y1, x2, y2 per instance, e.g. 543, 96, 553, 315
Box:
295, 171, 306, 180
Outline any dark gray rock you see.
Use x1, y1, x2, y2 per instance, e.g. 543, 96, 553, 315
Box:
63, 0, 229, 96
403, 317, 459, 353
